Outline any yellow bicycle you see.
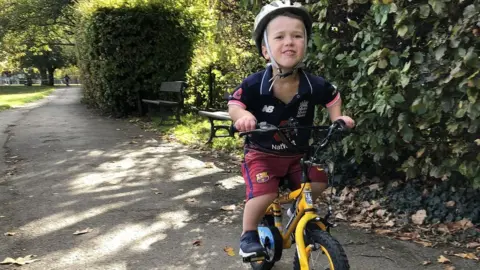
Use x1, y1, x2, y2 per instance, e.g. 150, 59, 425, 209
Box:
237, 119, 350, 270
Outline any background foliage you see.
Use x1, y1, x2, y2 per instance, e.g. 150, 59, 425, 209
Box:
76, 0, 198, 116
305, 0, 479, 187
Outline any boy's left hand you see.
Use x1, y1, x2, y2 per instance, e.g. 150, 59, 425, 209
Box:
336, 116, 355, 129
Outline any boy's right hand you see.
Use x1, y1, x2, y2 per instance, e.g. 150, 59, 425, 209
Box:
234, 115, 257, 132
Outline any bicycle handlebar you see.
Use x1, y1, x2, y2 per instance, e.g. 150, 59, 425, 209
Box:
231, 119, 347, 136
231, 119, 350, 150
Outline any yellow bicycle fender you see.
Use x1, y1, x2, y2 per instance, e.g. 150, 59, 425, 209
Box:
295, 212, 319, 270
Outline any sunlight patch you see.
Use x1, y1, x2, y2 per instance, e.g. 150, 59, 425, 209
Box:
20, 201, 132, 237
171, 187, 208, 200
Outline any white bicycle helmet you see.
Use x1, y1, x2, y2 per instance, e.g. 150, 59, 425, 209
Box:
253, 0, 313, 57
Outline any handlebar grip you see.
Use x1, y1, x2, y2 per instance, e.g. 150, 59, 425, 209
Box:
230, 124, 238, 134
334, 119, 346, 130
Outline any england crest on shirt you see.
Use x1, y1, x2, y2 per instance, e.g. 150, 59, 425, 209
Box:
297, 100, 309, 118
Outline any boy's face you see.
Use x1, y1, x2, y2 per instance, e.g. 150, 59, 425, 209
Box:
262, 16, 306, 69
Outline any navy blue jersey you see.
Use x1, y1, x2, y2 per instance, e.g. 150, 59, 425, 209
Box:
228, 65, 340, 154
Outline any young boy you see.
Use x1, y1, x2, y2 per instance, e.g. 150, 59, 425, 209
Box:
227, 0, 355, 258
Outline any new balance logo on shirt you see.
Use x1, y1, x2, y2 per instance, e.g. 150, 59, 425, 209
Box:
262, 105, 274, 113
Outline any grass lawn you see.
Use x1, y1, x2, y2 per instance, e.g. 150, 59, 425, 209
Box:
136, 113, 244, 155
0, 85, 56, 111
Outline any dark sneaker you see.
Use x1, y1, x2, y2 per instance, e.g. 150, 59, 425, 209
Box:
239, 230, 265, 258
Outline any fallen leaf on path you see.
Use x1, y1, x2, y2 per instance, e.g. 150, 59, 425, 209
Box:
376, 209, 386, 217
224, 246, 235, 256
151, 188, 159, 191
351, 222, 372, 229
445, 201, 455, 208
466, 242, 480, 249
73, 228, 92, 235
221, 205, 236, 211
1, 255, 38, 265
444, 266, 455, 270
412, 209, 427, 225
358, 201, 369, 209
422, 260, 431, 265
0, 216, 4, 218
452, 218, 474, 230
4, 232, 15, 236
367, 201, 381, 211
438, 255, 451, 264
193, 240, 202, 246
186, 198, 198, 203
204, 162, 214, 168
385, 220, 395, 227
414, 240, 433, 247
374, 229, 393, 235
335, 213, 347, 221
352, 214, 364, 222
453, 253, 479, 260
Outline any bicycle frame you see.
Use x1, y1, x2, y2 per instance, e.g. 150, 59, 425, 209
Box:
264, 180, 331, 269
236, 119, 348, 269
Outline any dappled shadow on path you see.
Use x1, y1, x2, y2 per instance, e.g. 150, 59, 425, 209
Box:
0, 88, 248, 269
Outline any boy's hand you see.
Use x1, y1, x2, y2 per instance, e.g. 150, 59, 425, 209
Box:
336, 116, 355, 129
234, 115, 257, 132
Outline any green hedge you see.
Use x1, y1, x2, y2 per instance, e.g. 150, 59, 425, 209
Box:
183, 1, 265, 110
76, 1, 198, 116
307, 0, 479, 186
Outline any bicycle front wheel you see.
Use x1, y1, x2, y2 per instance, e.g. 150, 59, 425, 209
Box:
293, 228, 349, 270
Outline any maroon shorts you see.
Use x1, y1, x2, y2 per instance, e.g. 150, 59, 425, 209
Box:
241, 149, 328, 200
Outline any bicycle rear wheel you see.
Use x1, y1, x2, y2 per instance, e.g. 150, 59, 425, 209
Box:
293, 227, 349, 270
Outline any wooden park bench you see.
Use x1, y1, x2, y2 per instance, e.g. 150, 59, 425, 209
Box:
198, 110, 234, 143
197, 92, 235, 143
141, 81, 187, 124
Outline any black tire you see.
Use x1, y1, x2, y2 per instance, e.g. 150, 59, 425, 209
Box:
250, 223, 283, 270
293, 226, 349, 270
261, 214, 275, 227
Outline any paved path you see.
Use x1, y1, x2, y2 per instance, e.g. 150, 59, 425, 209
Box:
0, 88, 477, 269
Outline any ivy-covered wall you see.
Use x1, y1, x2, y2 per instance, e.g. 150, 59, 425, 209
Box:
306, 0, 479, 186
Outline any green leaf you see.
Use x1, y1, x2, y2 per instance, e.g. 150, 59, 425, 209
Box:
450, 64, 467, 78
435, 45, 447, 60
413, 52, 424, 64
378, 59, 388, 69
335, 54, 345, 60
348, 19, 360, 29
402, 127, 413, 142
429, 0, 446, 15
402, 61, 411, 73
348, 59, 359, 67
419, 5, 431, 19
400, 74, 410, 88
397, 25, 408, 37
391, 93, 405, 103
455, 101, 467, 118
411, 98, 427, 115
463, 49, 479, 68
463, 4, 476, 19
368, 64, 377, 75
381, 13, 388, 25
389, 54, 399, 66
449, 39, 460, 48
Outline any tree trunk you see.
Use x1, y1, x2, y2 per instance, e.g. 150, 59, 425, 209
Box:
40, 68, 48, 86
47, 67, 55, 86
